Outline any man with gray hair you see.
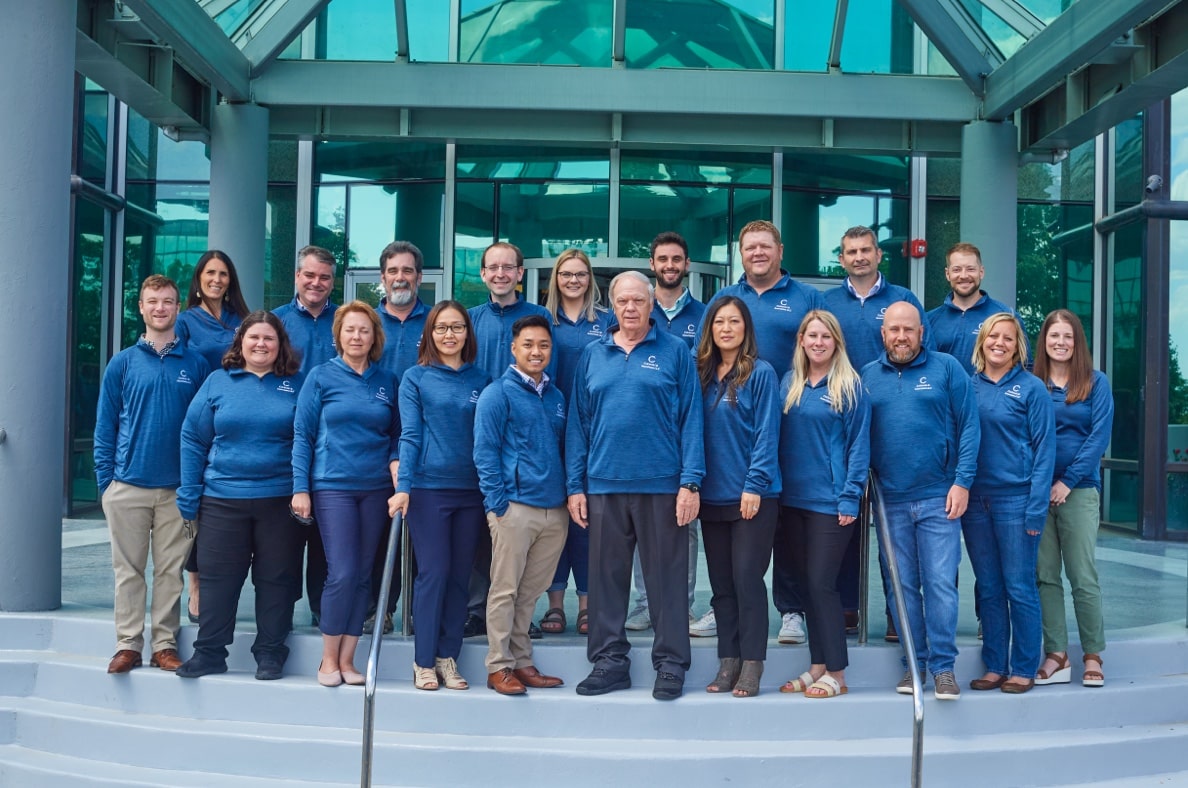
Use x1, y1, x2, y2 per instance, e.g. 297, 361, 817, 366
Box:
567, 270, 704, 700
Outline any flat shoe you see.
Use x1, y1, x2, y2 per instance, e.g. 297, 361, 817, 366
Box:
780, 671, 814, 694
539, 607, 566, 634
1001, 678, 1035, 694
1035, 652, 1072, 685
342, 669, 365, 686
970, 674, 1006, 691
317, 669, 342, 687
805, 675, 848, 699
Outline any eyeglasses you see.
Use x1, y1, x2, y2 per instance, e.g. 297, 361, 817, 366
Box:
558, 271, 590, 281
483, 264, 519, 273
433, 323, 468, 335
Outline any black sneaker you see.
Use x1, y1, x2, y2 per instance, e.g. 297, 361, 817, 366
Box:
575, 667, 631, 696
255, 657, 284, 681
529, 621, 543, 640
176, 655, 228, 679
653, 671, 684, 701
463, 614, 487, 638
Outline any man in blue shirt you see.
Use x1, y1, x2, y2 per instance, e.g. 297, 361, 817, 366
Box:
273, 245, 338, 627
927, 242, 1024, 375
95, 275, 209, 674
861, 301, 980, 700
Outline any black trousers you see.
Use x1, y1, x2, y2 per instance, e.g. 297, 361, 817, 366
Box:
784, 505, 855, 671
191, 495, 304, 663
701, 501, 778, 661
771, 515, 805, 615
304, 520, 327, 617
587, 493, 691, 677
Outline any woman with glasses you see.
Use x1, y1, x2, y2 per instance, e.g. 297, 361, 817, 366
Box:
540, 249, 612, 635
390, 301, 492, 691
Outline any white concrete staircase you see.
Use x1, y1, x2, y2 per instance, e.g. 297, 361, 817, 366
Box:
1, 613, 1186, 787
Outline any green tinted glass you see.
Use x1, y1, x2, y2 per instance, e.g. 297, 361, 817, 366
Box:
348, 182, 446, 269
1114, 115, 1144, 208
784, 153, 908, 195
265, 185, 298, 310
79, 83, 109, 185
457, 145, 609, 180
499, 182, 610, 259
316, 141, 446, 182
627, 0, 774, 69
784, 1, 834, 72
461, 0, 612, 65
619, 184, 730, 262
783, 191, 908, 279
454, 182, 496, 308
841, 0, 915, 74
621, 150, 771, 185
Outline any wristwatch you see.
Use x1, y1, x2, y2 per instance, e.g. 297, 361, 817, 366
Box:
680, 483, 700, 493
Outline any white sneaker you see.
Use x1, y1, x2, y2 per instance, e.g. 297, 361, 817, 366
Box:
689, 609, 717, 637
625, 606, 651, 631
778, 612, 806, 644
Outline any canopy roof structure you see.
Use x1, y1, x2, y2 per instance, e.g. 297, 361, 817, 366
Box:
76, 0, 1188, 157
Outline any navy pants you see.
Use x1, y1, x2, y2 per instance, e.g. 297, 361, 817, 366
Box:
313, 489, 390, 637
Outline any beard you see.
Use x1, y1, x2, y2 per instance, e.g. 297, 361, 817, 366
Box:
389, 285, 414, 306
886, 344, 921, 364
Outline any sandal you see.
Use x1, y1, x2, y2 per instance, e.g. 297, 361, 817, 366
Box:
540, 607, 566, 634
805, 675, 848, 699
780, 671, 815, 694
732, 660, 763, 698
1082, 653, 1104, 687
1035, 652, 1071, 685
413, 664, 438, 691
705, 657, 740, 693
576, 609, 589, 635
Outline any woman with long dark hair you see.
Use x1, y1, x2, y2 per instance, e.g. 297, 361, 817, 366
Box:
695, 295, 780, 698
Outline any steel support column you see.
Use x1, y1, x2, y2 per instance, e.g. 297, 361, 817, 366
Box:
209, 103, 270, 309
959, 120, 1019, 306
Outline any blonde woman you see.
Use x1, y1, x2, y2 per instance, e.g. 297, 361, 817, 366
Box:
778, 310, 870, 699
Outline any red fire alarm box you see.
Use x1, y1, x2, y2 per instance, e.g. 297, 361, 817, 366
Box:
908, 239, 927, 258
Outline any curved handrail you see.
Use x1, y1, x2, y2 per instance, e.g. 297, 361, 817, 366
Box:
361, 512, 403, 788
868, 472, 925, 788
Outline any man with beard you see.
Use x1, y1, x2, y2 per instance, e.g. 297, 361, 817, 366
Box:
860, 301, 979, 700
927, 242, 1025, 375
365, 241, 430, 635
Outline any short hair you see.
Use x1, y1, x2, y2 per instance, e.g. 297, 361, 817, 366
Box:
186, 250, 250, 318
946, 242, 983, 267
222, 310, 301, 376
331, 300, 385, 363
738, 219, 781, 247
512, 314, 551, 338
140, 274, 179, 301
379, 240, 424, 273
608, 270, 654, 301
418, 300, 478, 366
482, 242, 524, 268
298, 245, 336, 270
971, 312, 1028, 373
650, 231, 689, 259
841, 225, 879, 249
544, 248, 602, 324
1033, 309, 1093, 403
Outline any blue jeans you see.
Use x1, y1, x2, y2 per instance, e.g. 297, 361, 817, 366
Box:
877, 496, 961, 676
962, 494, 1043, 679
548, 517, 590, 596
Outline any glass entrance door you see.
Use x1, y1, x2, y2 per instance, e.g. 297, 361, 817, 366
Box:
521, 257, 729, 307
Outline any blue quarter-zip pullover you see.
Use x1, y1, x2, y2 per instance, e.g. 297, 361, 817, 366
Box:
395, 362, 492, 494
1047, 369, 1114, 491
779, 374, 871, 517
551, 307, 613, 397
473, 367, 568, 515
928, 291, 1024, 375
377, 297, 428, 381
822, 276, 933, 371
704, 272, 823, 375
861, 348, 981, 502
566, 322, 704, 495
469, 295, 554, 381
94, 339, 210, 492
273, 297, 339, 376
292, 357, 400, 493
654, 293, 705, 349
176, 307, 242, 373
700, 360, 781, 506
971, 364, 1056, 525
177, 367, 304, 519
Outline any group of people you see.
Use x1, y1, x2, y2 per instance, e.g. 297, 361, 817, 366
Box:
94, 223, 1113, 702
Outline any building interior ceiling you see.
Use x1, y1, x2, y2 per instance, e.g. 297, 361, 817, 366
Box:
75, 0, 1188, 158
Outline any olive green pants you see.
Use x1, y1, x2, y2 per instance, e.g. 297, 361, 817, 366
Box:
1036, 488, 1105, 654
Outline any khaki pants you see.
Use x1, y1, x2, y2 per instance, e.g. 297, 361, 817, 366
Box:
484, 502, 567, 673
102, 481, 190, 652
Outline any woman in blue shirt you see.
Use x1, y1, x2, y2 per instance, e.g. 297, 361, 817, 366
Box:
292, 302, 400, 688
176, 250, 252, 622
777, 310, 870, 699
175, 311, 304, 680
965, 313, 1055, 694
1032, 310, 1114, 688
389, 301, 491, 691
541, 249, 612, 635
696, 296, 780, 698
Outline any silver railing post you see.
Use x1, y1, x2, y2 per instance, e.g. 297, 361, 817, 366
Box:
361, 512, 403, 788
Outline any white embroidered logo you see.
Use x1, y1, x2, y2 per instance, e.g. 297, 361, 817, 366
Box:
1005, 384, 1023, 400
277, 379, 296, 393
375, 386, 390, 403
469, 389, 481, 404
641, 355, 661, 371
774, 298, 792, 313
914, 376, 932, 391
177, 370, 194, 385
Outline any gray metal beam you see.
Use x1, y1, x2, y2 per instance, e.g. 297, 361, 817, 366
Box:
983, 0, 1176, 119
119, 0, 251, 100
612, 0, 627, 63
252, 61, 978, 121
1018, 1, 1188, 152
896, 0, 997, 95
828, 0, 849, 70
395, 0, 409, 61
239, 0, 330, 74
977, 0, 1044, 39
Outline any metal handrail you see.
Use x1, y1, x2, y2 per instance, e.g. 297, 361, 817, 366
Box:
361, 512, 403, 788
856, 490, 871, 645
868, 473, 925, 788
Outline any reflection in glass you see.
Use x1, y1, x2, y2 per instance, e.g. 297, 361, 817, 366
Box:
266, 186, 298, 310
499, 183, 609, 259
619, 184, 729, 262
316, 141, 446, 182
841, 0, 914, 74
71, 200, 106, 508
784, 0, 835, 72
457, 145, 609, 180
454, 182, 496, 308
1114, 116, 1144, 208
622, 150, 770, 185
461, 0, 612, 65
1167, 474, 1188, 532
785, 153, 908, 195
1108, 223, 1142, 468
79, 82, 109, 185
626, 0, 774, 69
783, 191, 908, 280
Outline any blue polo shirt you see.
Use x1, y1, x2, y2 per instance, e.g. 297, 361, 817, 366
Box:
704, 271, 823, 376
273, 297, 339, 377
377, 297, 429, 381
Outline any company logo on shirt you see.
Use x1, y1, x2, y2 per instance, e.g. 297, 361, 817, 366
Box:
277, 379, 296, 394
682, 323, 697, 338
375, 386, 390, 403
176, 370, 194, 385
555, 403, 565, 419
971, 321, 984, 336
641, 355, 661, 371
774, 299, 792, 313
820, 393, 834, 405
877, 307, 888, 322
914, 376, 932, 391
589, 324, 604, 338
1005, 384, 1023, 400
469, 389, 481, 404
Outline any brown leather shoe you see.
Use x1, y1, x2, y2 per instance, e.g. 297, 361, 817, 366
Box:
514, 665, 563, 688
487, 668, 527, 695
107, 650, 143, 674
150, 648, 183, 671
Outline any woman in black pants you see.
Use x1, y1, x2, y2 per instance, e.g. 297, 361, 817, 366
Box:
777, 310, 870, 699
695, 296, 781, 698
